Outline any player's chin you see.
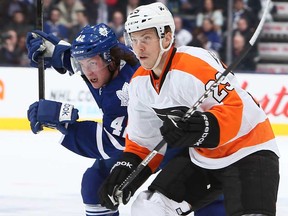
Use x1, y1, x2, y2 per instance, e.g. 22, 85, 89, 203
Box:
140, 60, 153, 70
90, 81, 102, 89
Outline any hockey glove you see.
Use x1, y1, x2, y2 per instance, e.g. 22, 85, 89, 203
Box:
27, 99, 79, 135
99, 152, 152, 210
26, 30, 72, 73
160, 108, 220, 148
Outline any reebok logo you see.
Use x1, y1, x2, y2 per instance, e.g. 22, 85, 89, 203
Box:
111, 161, 133, 171
61, 104, 72, 116
59, 103, 73, 122
115, 161, 133, 169
194, 114, 209, 146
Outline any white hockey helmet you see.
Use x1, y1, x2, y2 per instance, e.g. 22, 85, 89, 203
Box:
125, 2, 175, 40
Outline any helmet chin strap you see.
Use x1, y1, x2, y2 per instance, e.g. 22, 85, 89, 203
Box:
145, 38, 173, 71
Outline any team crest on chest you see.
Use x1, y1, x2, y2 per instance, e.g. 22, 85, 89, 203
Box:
116, 82, 129, 106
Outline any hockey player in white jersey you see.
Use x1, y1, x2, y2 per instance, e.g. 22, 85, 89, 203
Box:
98, 2, 280, 216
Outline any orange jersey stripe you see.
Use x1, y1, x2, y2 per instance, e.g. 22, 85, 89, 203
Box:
209, 90, 244, 145
124, 136, 163, 172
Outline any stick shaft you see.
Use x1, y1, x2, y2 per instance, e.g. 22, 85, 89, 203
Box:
37, 0, 45, 99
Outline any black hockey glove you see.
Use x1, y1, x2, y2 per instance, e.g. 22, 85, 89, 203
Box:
160, 108, 220, 148
98, 152, 152, 210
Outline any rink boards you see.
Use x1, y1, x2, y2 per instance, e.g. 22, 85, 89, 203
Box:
0, 67, 287, 135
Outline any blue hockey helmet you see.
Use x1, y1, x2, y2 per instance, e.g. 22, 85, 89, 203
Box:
71, 23, 118, 63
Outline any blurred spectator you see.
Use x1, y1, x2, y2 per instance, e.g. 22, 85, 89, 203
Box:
166, 0, 181, 14
22, 0, 36, 25
178, 0, 202, 15
6, 10, 33, 36
126, 0, 140, 15
3, 0, 27, 19
17, 33, 30, 66
43, 0, 56, 21
108, 10, 125, 43
0, 0, 270, 70
232, 0, 258, 31
56, 0, 85, 29
247, 0, 262, 19
96, 0, 109, 24
219, 14, 255, 65
188, 30, 208, 49
116, 0, 140, 21
141, 0, 156, 4
105, 0, 120, 22
232, 33, 258, 71
0, 1, 6, 28
82, 0, 98, 25
232, 16, 258, 69
212, 0, 227, 15
174, 15, 193, 47
233, 16, 253, 41
0, 29, 22, 66
1, 1, 27, 27
199, 18, 222, 55
69, 10, 89, 42
196, 0, 224, 34
83, 0, 124, 25
44, 7, 69, 40
4, 0, 35, 25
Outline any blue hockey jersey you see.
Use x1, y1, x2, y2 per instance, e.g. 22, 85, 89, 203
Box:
61, 61, 139, 160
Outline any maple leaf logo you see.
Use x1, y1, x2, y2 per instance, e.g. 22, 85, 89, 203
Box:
99, 26, 108, 37
116, 82, 129, 106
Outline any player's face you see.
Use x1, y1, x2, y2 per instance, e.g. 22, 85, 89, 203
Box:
130, 29, 160, 69
78, 55, 110, 89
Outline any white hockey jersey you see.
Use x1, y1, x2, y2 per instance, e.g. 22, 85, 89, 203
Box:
124, 46, 280, 171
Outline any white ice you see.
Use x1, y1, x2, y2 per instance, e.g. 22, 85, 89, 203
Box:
0, 131, 287, 216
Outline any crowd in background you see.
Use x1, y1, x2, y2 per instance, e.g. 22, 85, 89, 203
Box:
0, 0, 274, 71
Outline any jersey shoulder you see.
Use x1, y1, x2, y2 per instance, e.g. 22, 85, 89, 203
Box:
173, 46, 225, 74
176, 46, 218, 63
131, 66, 150, 79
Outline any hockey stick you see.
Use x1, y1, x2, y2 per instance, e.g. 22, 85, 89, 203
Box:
117, 0, 271, 195
36, 0, 45, 99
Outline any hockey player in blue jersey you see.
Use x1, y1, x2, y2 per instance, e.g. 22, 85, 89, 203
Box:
26, 23, 139, 216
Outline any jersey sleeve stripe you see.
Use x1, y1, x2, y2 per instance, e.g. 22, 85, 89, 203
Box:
209, 90, 244, 145
96, 123, 110, 159
124, 136, 164, 172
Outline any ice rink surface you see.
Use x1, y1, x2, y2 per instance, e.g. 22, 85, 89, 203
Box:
0, 131, 287, 216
